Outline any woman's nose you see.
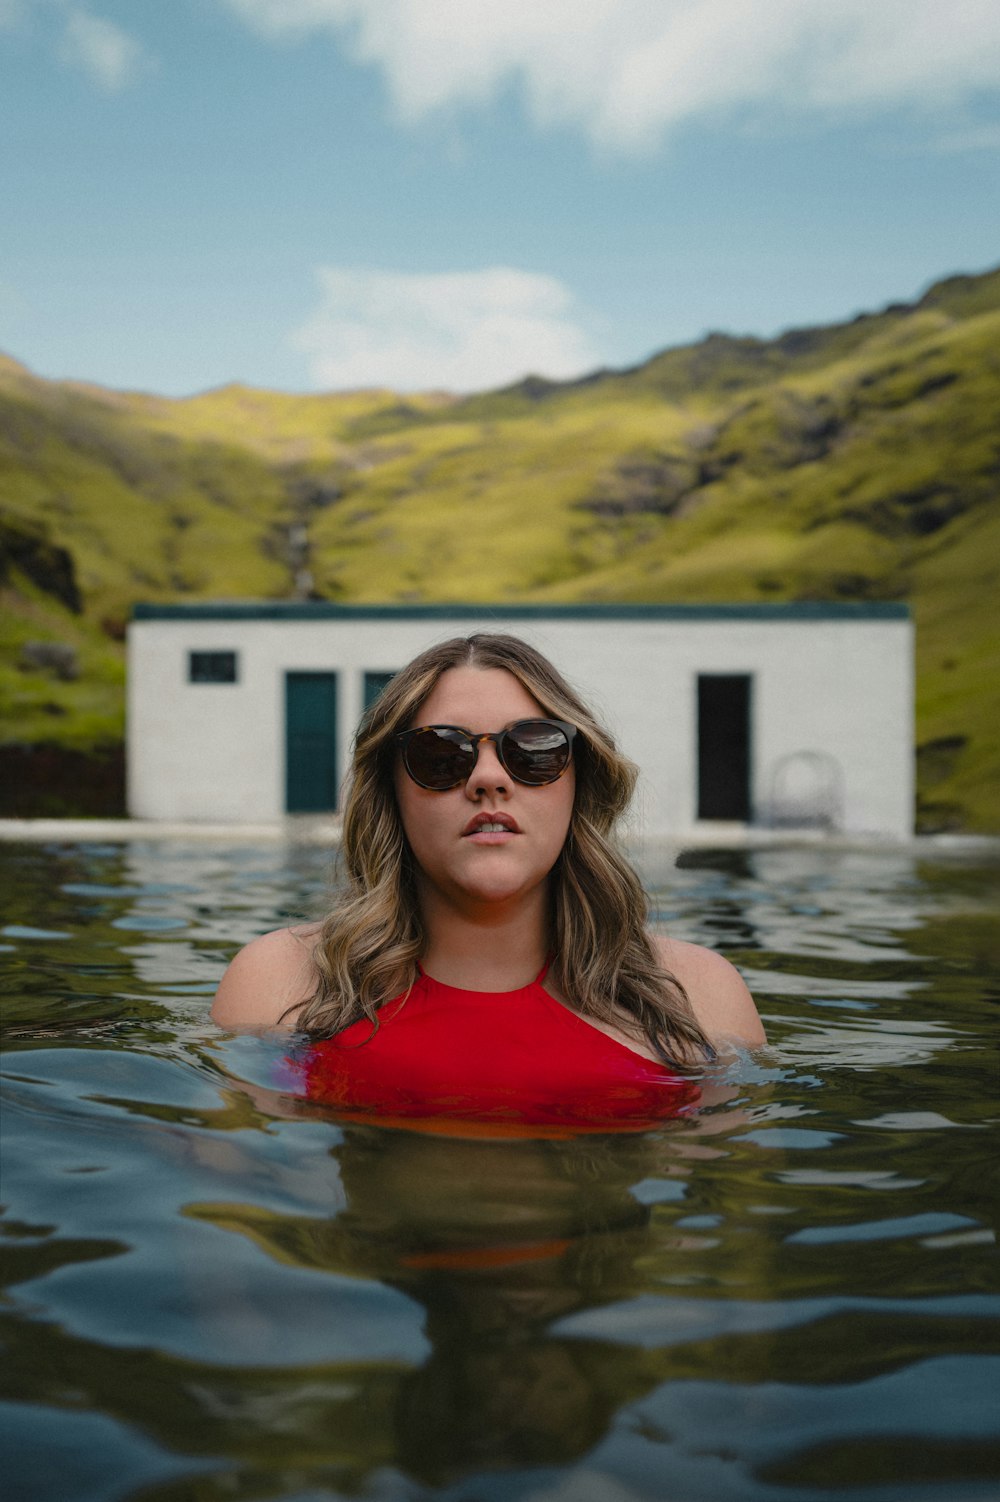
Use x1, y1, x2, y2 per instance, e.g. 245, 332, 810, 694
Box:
465, 735, 509, 796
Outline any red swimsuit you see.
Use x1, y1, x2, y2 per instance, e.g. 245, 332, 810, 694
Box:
293, 963, 701, 1136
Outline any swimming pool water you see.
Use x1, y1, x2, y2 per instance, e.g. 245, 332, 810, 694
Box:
1, 838, 998, 1502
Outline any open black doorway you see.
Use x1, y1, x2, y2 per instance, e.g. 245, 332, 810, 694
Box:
697, 674, 752, 821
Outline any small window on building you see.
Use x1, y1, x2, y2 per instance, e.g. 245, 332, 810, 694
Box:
363, 671, 398, 710
189, 650, 238, 684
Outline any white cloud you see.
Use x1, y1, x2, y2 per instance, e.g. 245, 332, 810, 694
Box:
59, 7, 145, 91
224, 0, 1000, 150
291, 265, 598, 392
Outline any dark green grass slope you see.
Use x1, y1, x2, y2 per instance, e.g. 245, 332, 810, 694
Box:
1, 268, 997, 827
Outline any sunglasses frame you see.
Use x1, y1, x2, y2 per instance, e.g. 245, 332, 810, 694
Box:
395, 718, 577, 790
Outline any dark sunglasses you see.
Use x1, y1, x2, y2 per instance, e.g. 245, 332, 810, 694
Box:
396, 718, 577, 790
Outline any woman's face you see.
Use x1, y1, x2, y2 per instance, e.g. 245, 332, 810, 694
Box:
394, 666, 576, 913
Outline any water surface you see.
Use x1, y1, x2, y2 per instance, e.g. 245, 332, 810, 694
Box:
2, 838, 998, 1501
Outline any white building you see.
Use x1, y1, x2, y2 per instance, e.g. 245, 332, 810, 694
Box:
127, 603, 914, 840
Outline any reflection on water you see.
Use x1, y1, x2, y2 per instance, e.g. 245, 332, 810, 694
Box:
1, 838, 999, 1501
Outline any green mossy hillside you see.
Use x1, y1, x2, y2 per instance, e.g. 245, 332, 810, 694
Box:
1, 267, 997, 828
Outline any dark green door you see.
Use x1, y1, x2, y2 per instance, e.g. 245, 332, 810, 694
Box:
285, 672, 338, 813
363, 670, 398, 711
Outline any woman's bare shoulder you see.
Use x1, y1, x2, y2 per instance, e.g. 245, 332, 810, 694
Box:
211, 924, 320, 1030
654, 933, 766, 1050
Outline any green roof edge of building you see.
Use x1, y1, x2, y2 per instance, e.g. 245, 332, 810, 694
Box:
132, 600, 911, 623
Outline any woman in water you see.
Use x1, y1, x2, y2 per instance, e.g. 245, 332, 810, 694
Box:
212, 633, 764, 1128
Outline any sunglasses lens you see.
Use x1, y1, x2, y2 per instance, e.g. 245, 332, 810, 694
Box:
404, 727, 473, 789
502, 721, 572, 785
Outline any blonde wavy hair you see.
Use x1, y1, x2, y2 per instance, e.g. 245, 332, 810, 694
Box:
292, 632, 713, 1070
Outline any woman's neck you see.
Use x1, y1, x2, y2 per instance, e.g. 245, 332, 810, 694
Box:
417, 886, 550, 992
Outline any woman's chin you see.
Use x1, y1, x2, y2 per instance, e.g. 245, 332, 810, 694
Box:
433, 860, 549, 911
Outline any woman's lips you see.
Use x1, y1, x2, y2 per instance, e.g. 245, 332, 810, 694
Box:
462, 812, 520, 838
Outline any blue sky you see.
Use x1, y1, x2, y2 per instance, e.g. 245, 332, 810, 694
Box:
2, 0, 998, 396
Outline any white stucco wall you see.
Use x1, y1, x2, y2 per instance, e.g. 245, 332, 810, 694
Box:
126, 606, 913, 838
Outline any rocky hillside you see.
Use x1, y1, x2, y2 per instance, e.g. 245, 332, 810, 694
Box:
1, 267, 997, 828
